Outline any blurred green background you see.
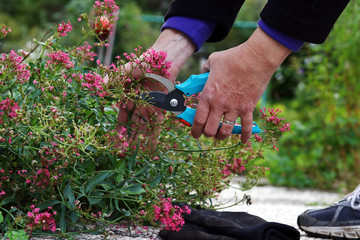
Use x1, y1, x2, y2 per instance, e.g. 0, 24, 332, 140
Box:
1, 0, 359, 192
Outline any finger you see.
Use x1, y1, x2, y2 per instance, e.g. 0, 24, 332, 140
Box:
202, 108, 224, 138
191, 99, 210, 139
215, 113, 238, 140
240, 112, 253, 144
117, 100, 135, 123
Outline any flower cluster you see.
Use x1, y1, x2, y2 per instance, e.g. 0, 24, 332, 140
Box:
260, 107, 291, 131
222, 157, 246, 177
71, 42, 97, 63
92, 0, 119, 40
256, 107, 291, 150
93, 0, 119, 19
142, 48, 172, 77
46, 50, 74, 69
0, 169, 8, 197
0, 50, 31, 84
0, 24, 11, 39
153, 198, 191, 232
57, 20, 72, 37
0, 97, 20, 125
26, 205, 57, 233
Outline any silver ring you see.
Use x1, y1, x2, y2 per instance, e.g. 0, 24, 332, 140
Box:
223, 119, 236, 125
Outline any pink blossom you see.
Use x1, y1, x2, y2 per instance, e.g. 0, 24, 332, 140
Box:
254, 134, 263, 143
223, 158, 246, 177
93, 0, 119, 17
57, 20, 72, 37
47, 50, 74, 69
72, 42, 97, 62
26, 205, 57, 232
0, 24, 11, 38
0, 50, 30, 84
0, 97, 21, 124
153, 198, 191, 231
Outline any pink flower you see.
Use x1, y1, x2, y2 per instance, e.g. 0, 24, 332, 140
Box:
0, 97, 21, 124
153, 198, 191, 232
0, 50, 30, 84
0, 24, 11, 38
254, 134, 263, 143
26, 205, 57, 232
222, 158, 246, 177
72, 42, 97, 63
47, 50, 74, 69
93, 0, 119, 17
57, 20, 72, 37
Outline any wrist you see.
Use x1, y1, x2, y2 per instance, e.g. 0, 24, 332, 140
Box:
152, 29, 195, 79
245, 27, 291, 69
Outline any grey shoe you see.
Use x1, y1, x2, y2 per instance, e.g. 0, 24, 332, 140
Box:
298, 185, 360, 240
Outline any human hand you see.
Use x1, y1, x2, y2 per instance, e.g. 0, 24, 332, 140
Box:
191, 27, 291, 143
116, 29, 195, 146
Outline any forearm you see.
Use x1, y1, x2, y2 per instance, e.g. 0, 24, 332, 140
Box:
151, 29, 195, 81
245, 27, 292, 69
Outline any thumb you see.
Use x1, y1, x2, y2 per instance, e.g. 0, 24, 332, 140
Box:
201, 59, 210, 74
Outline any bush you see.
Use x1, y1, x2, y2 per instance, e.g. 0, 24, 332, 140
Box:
266, 1, 360, 191
0, 0, 290, 237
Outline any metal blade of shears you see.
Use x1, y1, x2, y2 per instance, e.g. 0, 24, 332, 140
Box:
145, 73, 176, 93
141, 91, 186, 113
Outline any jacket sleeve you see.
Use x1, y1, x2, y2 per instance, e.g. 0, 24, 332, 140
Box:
164, 0, 245, 42
260, 0, 350, 43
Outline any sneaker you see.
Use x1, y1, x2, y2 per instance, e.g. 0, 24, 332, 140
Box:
297, 185, 360, 240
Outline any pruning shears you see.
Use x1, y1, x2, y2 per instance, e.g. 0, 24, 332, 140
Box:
142, 72, 261, 135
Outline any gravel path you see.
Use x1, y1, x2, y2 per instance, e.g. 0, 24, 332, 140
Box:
216, 180, 341, 240
29, 181, 342, 240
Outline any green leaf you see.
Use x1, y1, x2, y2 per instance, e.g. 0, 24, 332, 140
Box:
0, 211, 3, 224
134, 166, 149, 176
37, 200, 61, 210
5, 230, 28, 240
64, 182, 75, 208
149, 174, 164, 189
128, 140, 140, 171
115, 173, 123, 184
85, 172, 112, 194
70, 211, 80, 223
121, 183, 145, 195
87, 192, 104, 205
104, 106, 118, 115
60, 203, 66, 233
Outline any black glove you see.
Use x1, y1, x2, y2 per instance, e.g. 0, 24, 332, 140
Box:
159, 203, 300, 240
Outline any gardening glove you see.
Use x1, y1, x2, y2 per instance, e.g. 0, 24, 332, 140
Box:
159, 203, 300, 240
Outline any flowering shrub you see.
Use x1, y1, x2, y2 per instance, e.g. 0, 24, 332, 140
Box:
0, 0, 290, 238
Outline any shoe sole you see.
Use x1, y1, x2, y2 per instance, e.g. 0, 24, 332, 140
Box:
300, 225, 360, 240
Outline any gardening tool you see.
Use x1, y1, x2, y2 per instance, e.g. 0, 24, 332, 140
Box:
142, 72, 261, 135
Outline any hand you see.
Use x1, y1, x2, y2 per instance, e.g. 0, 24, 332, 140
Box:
191, 27, 291, 143
116, 29, 195, 146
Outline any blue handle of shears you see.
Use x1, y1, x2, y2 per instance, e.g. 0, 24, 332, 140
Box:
175, 72, 209, 96
177, 107, 261, 134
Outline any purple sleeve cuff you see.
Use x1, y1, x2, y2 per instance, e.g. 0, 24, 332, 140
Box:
161, 17, 217, 52
258, 19, 305, 52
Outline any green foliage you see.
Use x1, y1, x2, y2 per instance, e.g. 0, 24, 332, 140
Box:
5, 230, 29, 240
266, 1, 360, 191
